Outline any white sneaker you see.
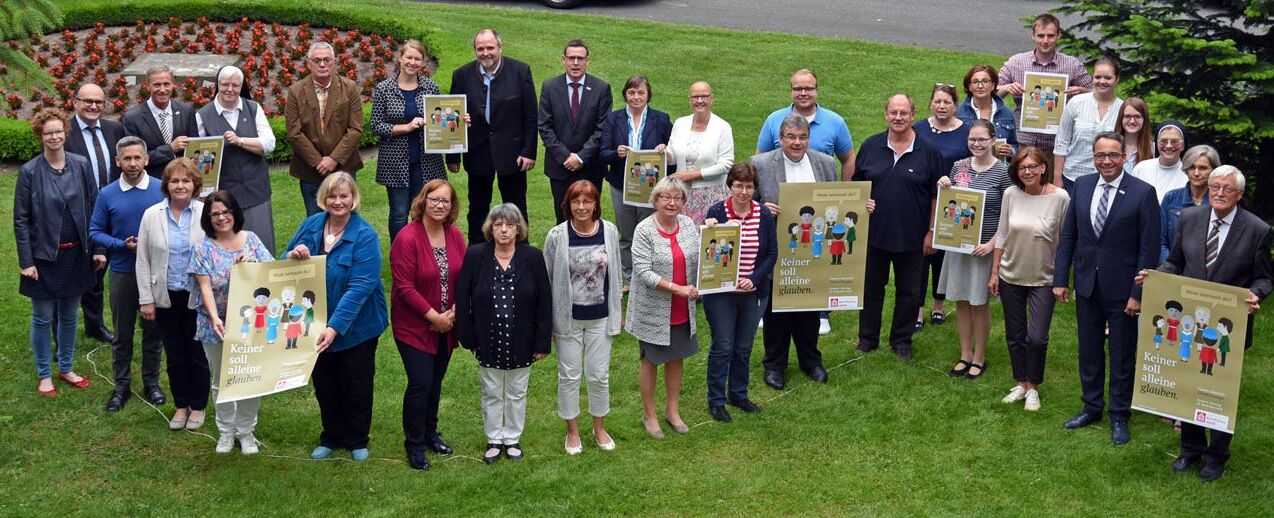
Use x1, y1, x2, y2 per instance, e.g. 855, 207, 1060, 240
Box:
757, 317, 764, 329
1024, 389, 1041, 411
239, 433, 259, 455
1001, 386, 1027, 404
216, 434, 235, 454
818, 318, 831, 336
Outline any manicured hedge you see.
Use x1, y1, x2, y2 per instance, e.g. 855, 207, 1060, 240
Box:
0, 117, 42, 161
3, 0, 437, 161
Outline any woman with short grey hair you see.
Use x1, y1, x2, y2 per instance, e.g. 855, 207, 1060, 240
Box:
456, 204, 552, 464
627, 177, 701, 438
1159, 144, 1222, 262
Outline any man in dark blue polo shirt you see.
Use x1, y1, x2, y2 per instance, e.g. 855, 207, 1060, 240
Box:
852, 94, 945, 361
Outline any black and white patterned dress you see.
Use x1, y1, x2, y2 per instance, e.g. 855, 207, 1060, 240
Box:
483, 261, 526, 370
369, 77, 447, 188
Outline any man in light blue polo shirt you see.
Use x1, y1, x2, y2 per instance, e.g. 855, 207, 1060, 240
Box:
756, 69, 855, 179
756, 68, 856, 335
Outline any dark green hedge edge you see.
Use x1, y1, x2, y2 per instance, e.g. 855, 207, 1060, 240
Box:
3, 0, 441, 162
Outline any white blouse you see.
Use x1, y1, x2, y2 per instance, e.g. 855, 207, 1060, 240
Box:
667, 112, 734, 188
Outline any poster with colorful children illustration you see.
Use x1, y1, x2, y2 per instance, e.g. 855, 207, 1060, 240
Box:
424, 95, 468, 153
216, 258, 328, 403
623, 150, 666, 208
183, 136, 224, 198
1019, 71, 1069, 135
771, 181, 871, 312
697, 222, 741, 295
1133, 271, 1250, 433
931, 185, 987, 254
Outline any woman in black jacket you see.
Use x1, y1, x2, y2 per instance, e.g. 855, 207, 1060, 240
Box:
455, 203, 552, 465
15, 109, 99, 397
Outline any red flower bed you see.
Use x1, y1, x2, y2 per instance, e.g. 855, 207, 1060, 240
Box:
1, 18, 420, 120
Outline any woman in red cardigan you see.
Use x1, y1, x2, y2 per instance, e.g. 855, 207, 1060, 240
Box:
390, 179, 466, 471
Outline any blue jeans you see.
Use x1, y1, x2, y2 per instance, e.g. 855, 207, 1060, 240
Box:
30, 295, 81, 379
387, 162, 427, 240
702, 291, 764, 407
299, 180, 321, 217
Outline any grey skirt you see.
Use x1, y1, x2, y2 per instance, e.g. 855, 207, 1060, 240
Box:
639, 323, 700, 365
936, 252, 994, 305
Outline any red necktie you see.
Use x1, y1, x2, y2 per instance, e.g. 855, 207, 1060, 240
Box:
570, 82, 581, 123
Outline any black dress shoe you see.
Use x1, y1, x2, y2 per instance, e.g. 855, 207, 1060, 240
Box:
1199, 463, 1225, 482
708, 405, 732, 423
893, 347, 913, 362
425, 434, 453, 455
504, 443, 524, 461
805, 365, 829, 383
1062, 412, 1101, 429
482, 443, 502, 465
1111, 420, 1130, 445
88, 329, 116, 343
105, 390, 130, 412
763, 370, 785, 390
1171, 453, 1201, 472
406, 448, 431, 471
144, 385, 167, 405
855, 342, 878, 353
727, 397, 761, 413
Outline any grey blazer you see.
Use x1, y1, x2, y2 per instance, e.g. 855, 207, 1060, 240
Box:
625, 214, 699, 345
543, 220, 624, 338
1158, 205, 1273, 349
752, 149, 840, 205
135, 199, 206, 308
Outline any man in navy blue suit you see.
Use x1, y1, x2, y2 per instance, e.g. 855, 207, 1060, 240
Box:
1052, 131, 1160, 445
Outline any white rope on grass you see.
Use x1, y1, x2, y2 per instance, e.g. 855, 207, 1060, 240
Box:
84, 344, 482, 465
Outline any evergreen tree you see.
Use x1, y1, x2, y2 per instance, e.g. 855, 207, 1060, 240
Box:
1057, 0, 1273, 216
0, 0, 61, 91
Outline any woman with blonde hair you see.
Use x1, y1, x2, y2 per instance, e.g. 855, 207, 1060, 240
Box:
284, 172, 389, 462
627, 177, 701, 437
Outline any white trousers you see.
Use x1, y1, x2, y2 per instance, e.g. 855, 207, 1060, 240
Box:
556, 318, 612, 419
204, 341, 261, 437
479, 366, 531, 445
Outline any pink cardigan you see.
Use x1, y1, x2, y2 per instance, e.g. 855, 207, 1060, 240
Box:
390, 220, 466, 354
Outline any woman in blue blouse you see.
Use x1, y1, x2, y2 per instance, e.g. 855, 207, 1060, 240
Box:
1159, 145, 1220, 262
284, 172, 389, 461
914, 84, 971, 330
599, 75, 674, 287
955, 65, 1018, 159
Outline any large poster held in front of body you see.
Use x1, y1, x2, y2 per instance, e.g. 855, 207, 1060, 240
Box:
1133, 271, 1249, 433
217, 258, 328, 403
771, 181, 871, 312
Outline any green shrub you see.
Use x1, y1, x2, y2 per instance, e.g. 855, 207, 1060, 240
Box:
0, 117, 41, 161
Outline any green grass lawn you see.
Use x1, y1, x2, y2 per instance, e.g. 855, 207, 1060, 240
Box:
3, 0, 1273, 515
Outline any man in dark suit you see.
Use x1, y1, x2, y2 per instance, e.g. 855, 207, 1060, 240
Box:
1053, 131, 1160, 445
1141, 165, 1272, 481
447, 28, 537, 243
538, 39, 612, 223
122, 65, 198, 180
64, 83, 124, 343
285, 42, 365, 216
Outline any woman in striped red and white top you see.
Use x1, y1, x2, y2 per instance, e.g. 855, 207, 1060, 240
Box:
701, 163, 777, 422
